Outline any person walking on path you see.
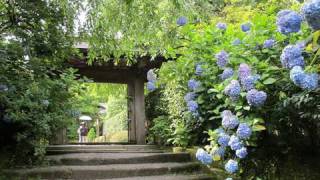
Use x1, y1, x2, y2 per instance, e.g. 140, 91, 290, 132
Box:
77, 122, 88, 143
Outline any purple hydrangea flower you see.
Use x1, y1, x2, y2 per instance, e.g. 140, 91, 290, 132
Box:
147, 82, 156, 91
187, 100, 198, 112
280, 45, 305, 69
224, 80, 241, 100
241, 23, 251, 32
228, 135, 243, 151
216, 22, 227, 30
241, 75, 259, 91
221, 110, 233, 117
218, 134, 230, 147
238, 63, 251, 80
147, 69, 157, 82
236, 123, 252, 139
232, 38, 241, 46
222, 112, 239, 129
220, 68, 234, 81
196, 148, 213, 165
195, 64, 203, 76
188, 79, 200, 91
301, 0, 320, 31
215, 50, 229, 68
184, 92, 196, 102
177, 16, 187, 26
263, 39, 275, 48
276, 10, 302, 35
236, 147, 248, 159
225, 159, 238, 174
246, 89, 267, 107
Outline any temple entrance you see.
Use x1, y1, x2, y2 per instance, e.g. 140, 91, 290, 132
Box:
67, 83, 129, 143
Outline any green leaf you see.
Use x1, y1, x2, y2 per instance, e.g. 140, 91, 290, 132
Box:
252, 124, 266, 131
263, 78, 277, 85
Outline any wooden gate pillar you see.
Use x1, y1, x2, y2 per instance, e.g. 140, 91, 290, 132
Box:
134, 78, 146, 144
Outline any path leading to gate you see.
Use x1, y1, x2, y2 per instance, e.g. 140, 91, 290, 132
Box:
3, 145, 223, 179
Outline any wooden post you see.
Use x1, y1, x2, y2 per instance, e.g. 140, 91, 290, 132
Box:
134, 78, 146, 144
127, 82, 136, 143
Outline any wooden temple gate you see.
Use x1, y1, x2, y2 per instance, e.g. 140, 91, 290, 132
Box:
53, 43, 164, 145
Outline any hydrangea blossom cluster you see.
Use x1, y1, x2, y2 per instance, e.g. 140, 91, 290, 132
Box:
224, 80, 241, 100
221, 110, 239, 129
187, 100, 198, 113
225, 159, 238, 174
215, 50, 229, 68
0, 84, 8, 92
236, 123, 252, 139
188, 79, 200, 91
280, 44, 305, 69
146, 69, 157, 91
290, 66, 319, 90
276, 10, 302, 35
241, 75, 260, 91
216, 22, 227, 30
301, 0, 320, 31
196, 148, 213, 165
246, 89, 267, 107
195, 64, 203, 76
184, 92, 196, 102
238, 63, 251, 80
232, 38, 241, 46
241, 23, 251, 32
218, 133, 231, 147
236, 147, 248, 159
263, 39, 275, 49
176, 16, 187, 26
220, 68, 234, 81
228, 135, 243, 151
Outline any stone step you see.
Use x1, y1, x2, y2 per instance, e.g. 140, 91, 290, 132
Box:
47, 152, 191, 165
102, 173, 216, 180
47, 145, 163, 155
3, 162, 201, 179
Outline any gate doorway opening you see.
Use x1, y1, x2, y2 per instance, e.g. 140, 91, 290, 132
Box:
68, 83, 128, 144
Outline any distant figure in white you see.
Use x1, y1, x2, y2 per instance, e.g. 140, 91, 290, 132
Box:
77, 122, 88, 143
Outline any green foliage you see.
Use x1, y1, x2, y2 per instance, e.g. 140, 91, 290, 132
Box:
148, 116, 172, 145
87, 128, 96, 142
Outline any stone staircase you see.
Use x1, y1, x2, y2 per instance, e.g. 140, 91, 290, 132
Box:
2, 145, 215, 179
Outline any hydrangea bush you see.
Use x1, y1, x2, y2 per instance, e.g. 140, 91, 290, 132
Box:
149, 0, 320, 178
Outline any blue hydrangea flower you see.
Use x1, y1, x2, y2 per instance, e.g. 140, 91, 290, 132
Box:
236, 147, 248, 159
147, 82, 156, 91
0, 84, 8, 92
224, 80, 241, 100
296, 41, 306, 49
263, 39, 275, 48
238, 63, 251, 80
276, 10, 302, 35
220, 68, 234, 81
188, 79, 200, 91
236, 123, 252, 139
222, 113, 239, 130
221, 110, 233, 117
187, 100, 198, 112
177, 16, 187, 26
215, 50, 229, 68
241, 23, 251, 32
280, 45, 305, 69
213, 146, 226, 158
216, 22, 227, 30
300, 73, 319, 90
218, 134, 230, 147
184, 92, 196, 102
196, 148, 213, 165
228, 135, 243, 151
241, 75, 259, 91
42, 100, 50, 107
290, 66, 306, 86
301, 0, 320, 31
232, 38, 241, 46
225, 159, 238, 174
195, 64, 203, 76
147, 69, 157, 82
246, 89, 267, 107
